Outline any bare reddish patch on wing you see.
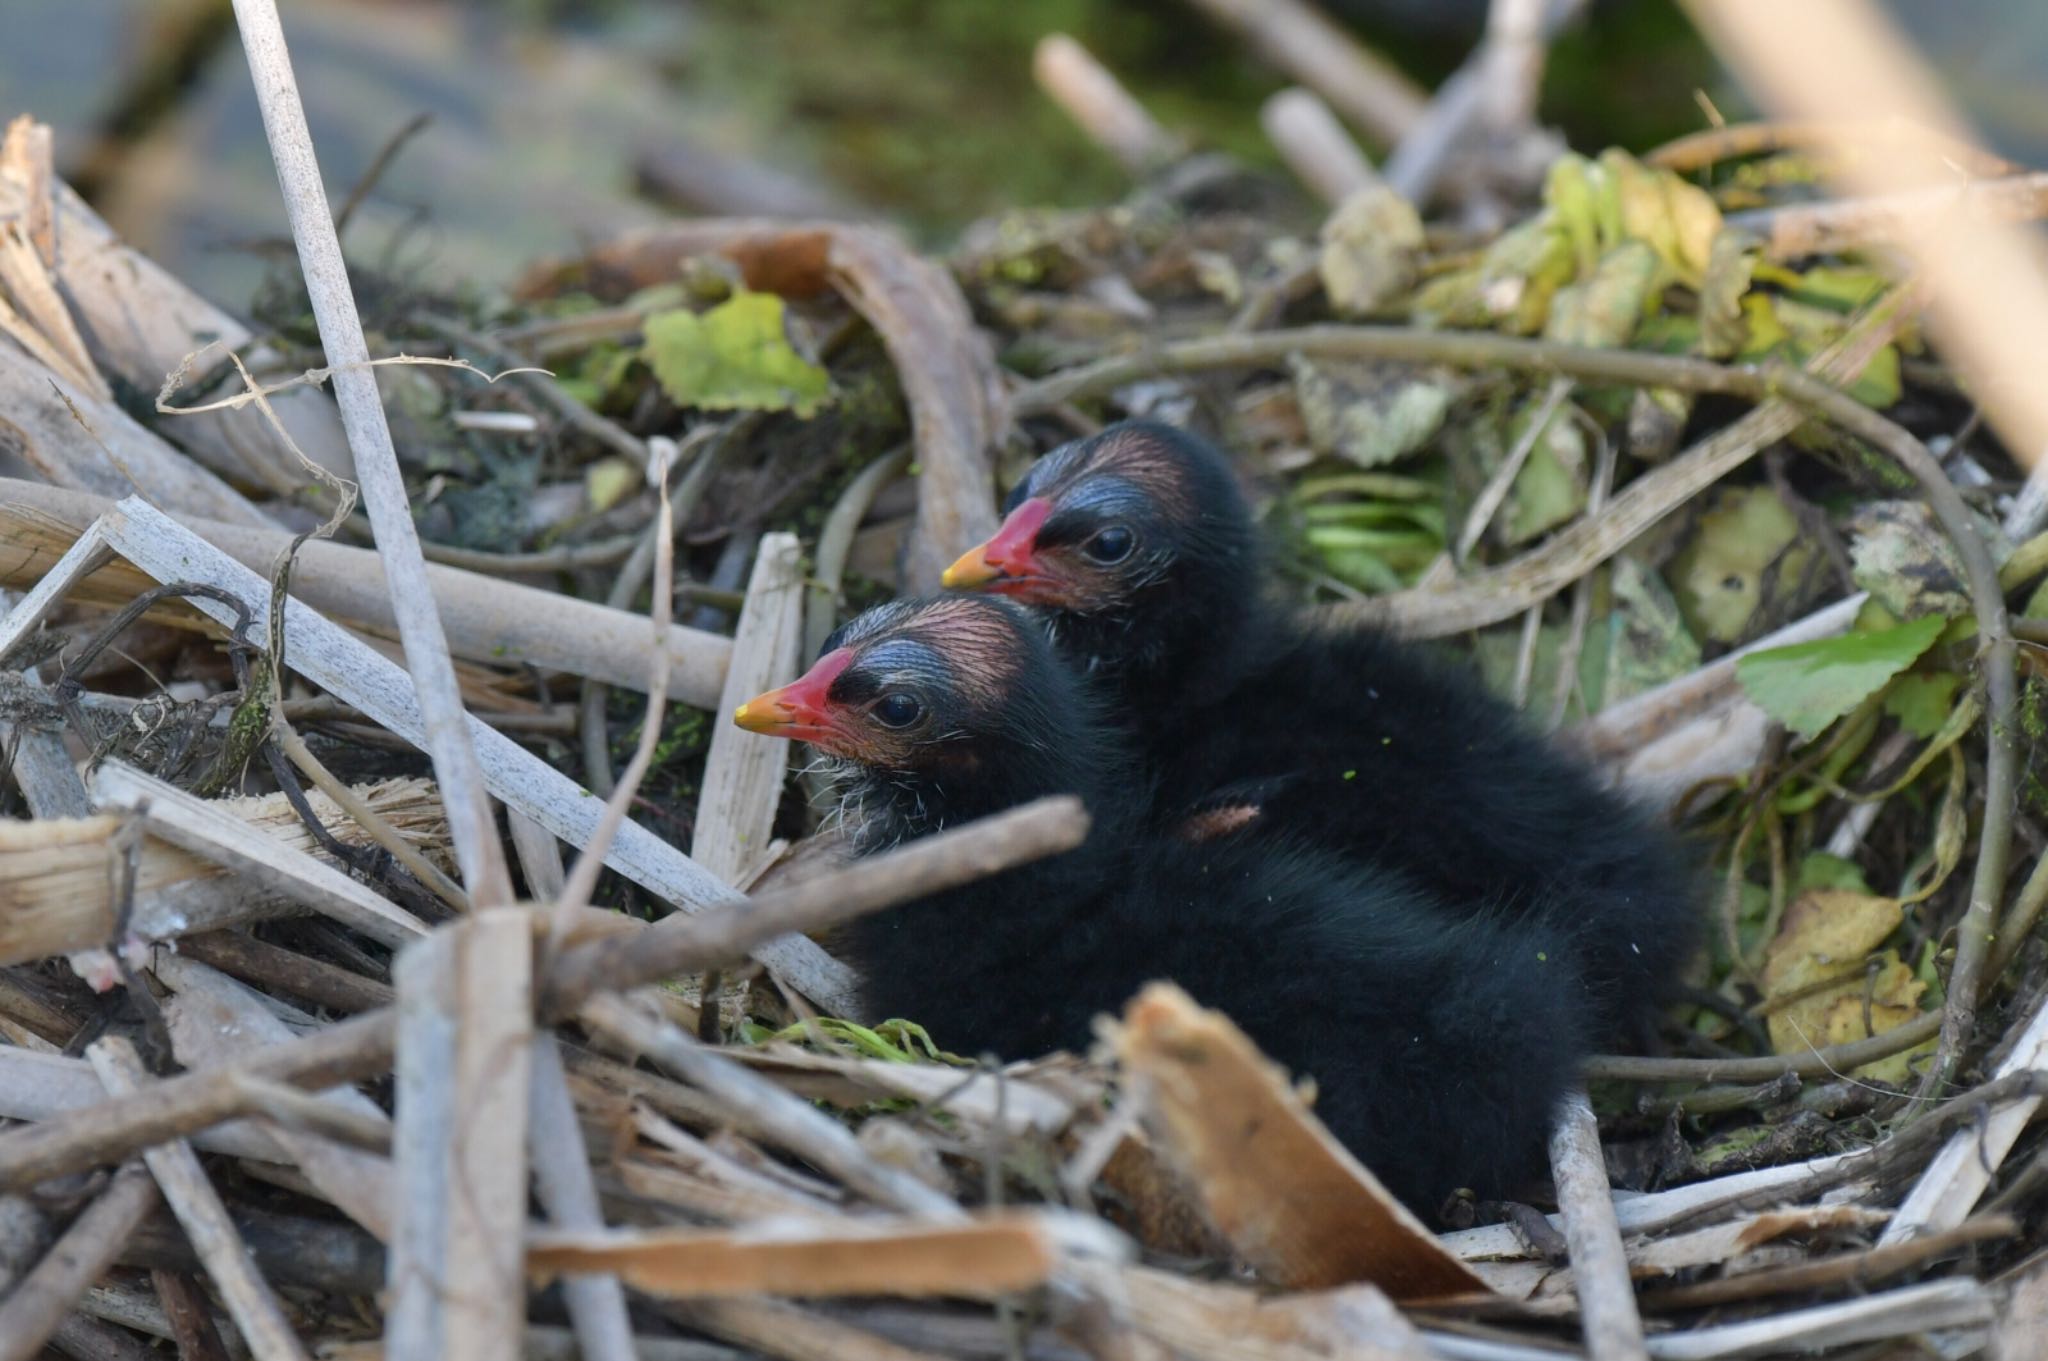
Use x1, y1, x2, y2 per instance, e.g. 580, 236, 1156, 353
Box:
1178, 803, 1262, 843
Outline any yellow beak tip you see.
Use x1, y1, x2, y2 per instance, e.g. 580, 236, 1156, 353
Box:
942, 552, 998, 590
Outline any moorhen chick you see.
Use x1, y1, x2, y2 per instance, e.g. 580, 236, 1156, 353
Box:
941, 421, 1698, 1043
735, 594, 1592, 1215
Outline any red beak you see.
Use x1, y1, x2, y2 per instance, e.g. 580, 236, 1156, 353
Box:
941, 498, 1065, 601
733, 647, 855, 744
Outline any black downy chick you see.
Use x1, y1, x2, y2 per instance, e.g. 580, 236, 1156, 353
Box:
941, 421, 1700, 1044
734, 594, 1592, 1217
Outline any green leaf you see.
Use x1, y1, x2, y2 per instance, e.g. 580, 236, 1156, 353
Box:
1884, 671, 1962, 739
1697, 228, 1759, 359
1497, 397, 1588, 545
1796, 851, 1871, 895
1542, 240, 1660, 348
1666, 486, 1811, 644
1784, 266, 1889, 312
1736, 614, 1948, 739
642, 291, 832, 417
1602, 555, 1701, 705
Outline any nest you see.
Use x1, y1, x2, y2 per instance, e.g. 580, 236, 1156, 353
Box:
4, 2, 2048, 1356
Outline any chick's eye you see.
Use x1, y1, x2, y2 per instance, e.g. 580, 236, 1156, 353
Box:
1083, 526, 1134, 563
873, 693, 923, 729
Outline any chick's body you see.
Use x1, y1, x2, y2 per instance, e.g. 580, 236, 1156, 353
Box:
738, 595, 1590, 1216
946, 420, 1701, 1045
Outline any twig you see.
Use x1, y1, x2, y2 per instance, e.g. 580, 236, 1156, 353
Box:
1883, 990, 2048, 1243
51, 1311, 168, 1361
0, 1010, 397, 1193
1548, 414, 1615, 729
231, 0, 511, 904
149, 1270, 235, 1361
88, 1036, 311, 1361
1640, 1279, 1992, 1360
87, 760, 430, 948
557, 442, 680, 926
1546, 1087, 1645, 1361
0, 1161, 159, 1361
180, 932, 390, 1013
228, 1074, 392, 1154
1989, 842, 2048, 980
266, 720, 469, 913
1178, 0, 1426, 146
1033, 35, 1177, 175
1638, 1214, 2016, 1310
332, 111, 432, 237
1583, 1009, 1941, 1083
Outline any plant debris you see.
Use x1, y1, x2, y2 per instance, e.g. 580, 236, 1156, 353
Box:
3, 1, 2048, 1353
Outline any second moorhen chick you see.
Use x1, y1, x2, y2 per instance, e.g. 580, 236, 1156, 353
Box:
734, 594, 1592, 1216
941, 421, 1699, 1043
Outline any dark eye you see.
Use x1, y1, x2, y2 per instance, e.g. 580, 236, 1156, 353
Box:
1083, 526, 1134, 563
873, 693, 923, 729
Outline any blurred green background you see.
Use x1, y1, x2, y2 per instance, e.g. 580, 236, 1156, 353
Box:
1, 0, 2043, 305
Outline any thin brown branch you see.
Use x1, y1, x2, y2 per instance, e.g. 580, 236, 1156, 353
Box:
1637, 1214, 2016, 1310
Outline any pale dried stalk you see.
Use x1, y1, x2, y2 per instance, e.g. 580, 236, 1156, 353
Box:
1034, 35, 1177, 174
0, 478, 733, 704
1180, 0, 1426, 145
691, 533, 802, 887
229, 0, 510, 904
1546, 1088, 1645, 1361
0, 117, 353, 488
1260, 89, 1380, 206
386, 911, 534, 1361
1684, 0, 2048, 478
528, 1037, 638, 1361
